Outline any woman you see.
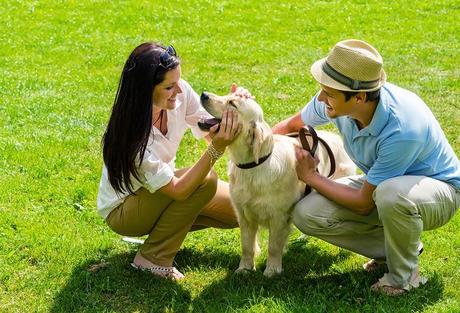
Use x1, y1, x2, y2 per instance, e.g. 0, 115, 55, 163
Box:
97, 42, 242, 280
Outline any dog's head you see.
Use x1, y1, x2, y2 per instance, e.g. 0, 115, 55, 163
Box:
200, 92, 265, 122
200, 92, 272, 163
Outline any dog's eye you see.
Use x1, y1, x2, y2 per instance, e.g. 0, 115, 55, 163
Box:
228, 100, 237, 109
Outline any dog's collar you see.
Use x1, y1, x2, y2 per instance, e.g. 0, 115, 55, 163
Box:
235, 153, 272, 169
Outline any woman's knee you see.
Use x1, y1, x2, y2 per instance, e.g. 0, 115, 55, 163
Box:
200, 169, 218, 192
187, 169, 218, 209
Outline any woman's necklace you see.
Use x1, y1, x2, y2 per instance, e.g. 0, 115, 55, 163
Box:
153, 109, 168, 136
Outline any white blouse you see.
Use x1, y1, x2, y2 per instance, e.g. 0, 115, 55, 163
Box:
97, 79, 211, 219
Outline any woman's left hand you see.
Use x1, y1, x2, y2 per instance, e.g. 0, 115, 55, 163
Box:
209, 109, 241, 152
230, 83, 254, 99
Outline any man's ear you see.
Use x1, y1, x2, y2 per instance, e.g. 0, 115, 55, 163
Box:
248, 120, 264, 162
356, 92, 367, 104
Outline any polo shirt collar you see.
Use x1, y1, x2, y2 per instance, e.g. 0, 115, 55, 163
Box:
357, 87, 390, 137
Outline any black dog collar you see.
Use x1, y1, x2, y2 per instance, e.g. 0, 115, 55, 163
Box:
236, 153, 272, 169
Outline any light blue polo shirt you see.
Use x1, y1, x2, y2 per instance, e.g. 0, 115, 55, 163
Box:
301, 82, 460, 189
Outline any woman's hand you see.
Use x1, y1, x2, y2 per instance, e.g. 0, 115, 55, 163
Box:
230, 83, 254, 99
209, 109, 241, 152
295, 146, 320, 183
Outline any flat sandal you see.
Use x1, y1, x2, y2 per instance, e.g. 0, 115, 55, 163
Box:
130, 262, 185, 280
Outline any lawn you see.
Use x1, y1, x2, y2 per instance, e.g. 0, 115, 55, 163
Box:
0, 0, 459, 312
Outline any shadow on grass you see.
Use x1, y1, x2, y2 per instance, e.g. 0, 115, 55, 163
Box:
49, 241, 444, 313
49, 245, 241, 313
191, 241, 445, 312
49, 250, 188, 313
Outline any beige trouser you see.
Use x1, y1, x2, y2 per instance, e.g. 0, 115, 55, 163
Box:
293, 175, 460, 289
105, 169, 238, 267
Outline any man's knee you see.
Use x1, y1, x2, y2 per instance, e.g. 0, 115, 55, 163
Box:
374, 178, 407, 220
293, 193, 331, 235
292, 204, 313, 235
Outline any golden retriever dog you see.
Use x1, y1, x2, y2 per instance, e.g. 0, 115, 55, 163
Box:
200, 92, 356, 277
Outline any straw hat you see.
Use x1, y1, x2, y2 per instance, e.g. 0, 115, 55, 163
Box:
310, 39, 386, 92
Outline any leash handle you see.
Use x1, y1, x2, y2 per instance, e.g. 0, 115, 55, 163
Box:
297, 126, 336, 178
297, 125, 337, 196
299, 126, 318, 197
316, 136, 336, 179
299, 126, 319, 156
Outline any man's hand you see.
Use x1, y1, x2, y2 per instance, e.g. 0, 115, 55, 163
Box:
295, 146, 319, 183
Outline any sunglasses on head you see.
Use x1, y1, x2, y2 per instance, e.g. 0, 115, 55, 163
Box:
159, 45, 178, 69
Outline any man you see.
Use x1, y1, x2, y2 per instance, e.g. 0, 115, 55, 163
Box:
272, 39, 460, 296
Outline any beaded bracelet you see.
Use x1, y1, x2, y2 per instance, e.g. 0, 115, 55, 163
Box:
207, 142, 224, 163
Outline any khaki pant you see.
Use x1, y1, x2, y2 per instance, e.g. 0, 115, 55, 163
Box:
293, 175, 460, 289
105, 169, 238, 267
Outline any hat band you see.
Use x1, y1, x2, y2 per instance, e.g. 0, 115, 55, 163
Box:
322, 62, 380, 90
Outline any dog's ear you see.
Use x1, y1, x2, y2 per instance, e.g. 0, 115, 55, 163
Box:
248, 120, 264, 162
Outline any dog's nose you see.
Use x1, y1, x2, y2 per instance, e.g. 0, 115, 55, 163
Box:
200, 92, 209, 102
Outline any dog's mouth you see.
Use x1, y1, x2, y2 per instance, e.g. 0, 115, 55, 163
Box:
199, 92, 223, 131
197, 118, 221, 131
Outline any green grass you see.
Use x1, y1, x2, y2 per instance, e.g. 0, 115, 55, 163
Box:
1, 0, 459, 312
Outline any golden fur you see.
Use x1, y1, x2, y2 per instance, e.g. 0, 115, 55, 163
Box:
201, 92, 356, 276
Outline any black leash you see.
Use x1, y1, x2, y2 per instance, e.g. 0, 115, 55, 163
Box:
288, 126, 337, 196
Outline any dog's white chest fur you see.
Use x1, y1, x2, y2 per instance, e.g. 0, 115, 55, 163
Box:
228, 136, 304, 226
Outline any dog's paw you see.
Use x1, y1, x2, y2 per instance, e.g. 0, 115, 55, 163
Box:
263, 266, 282, 278
235, 267, 255, 274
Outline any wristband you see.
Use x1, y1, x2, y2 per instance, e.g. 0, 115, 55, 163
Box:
207, 142, 224, 163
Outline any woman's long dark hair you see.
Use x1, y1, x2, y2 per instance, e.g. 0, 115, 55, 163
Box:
102, 42, 180, 194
